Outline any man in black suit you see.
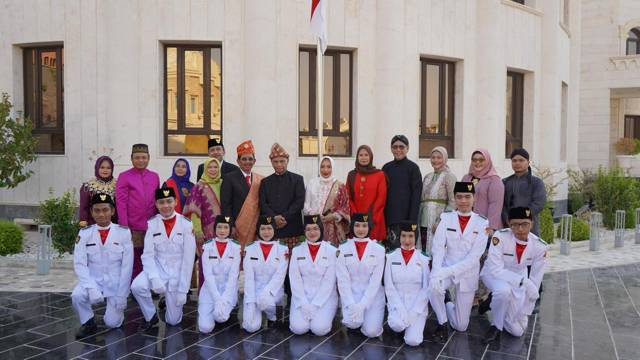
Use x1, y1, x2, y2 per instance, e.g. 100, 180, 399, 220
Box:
221, 140, 258, 218
259, 143, 305, 250
196, 138, 240, 181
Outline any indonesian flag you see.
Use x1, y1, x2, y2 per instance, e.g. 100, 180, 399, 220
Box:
310, 0, 328, 54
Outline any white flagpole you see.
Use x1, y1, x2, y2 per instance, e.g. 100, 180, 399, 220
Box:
316, 37, 324, 163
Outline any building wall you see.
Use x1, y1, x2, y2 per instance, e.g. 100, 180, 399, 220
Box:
580, 0, 640, 169
0, 0, 580, 213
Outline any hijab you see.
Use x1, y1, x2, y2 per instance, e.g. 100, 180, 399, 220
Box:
319, 156, 336, 184
170, 158, 194, 205
468, 148, 499, 179
430, 146, 450, 173
95, 156, 114, 182
200, 158, 223, 200
353, 145, 378, 174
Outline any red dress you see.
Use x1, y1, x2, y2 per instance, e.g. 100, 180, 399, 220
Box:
347, 171, 388, 241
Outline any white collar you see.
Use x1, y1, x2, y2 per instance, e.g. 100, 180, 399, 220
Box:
306, 239, 321, 246
215, 237, 229, 243
96, 223, 112, 230
241, 170, 251, 177
161, 212, 177, 220
259, 240, 275, 245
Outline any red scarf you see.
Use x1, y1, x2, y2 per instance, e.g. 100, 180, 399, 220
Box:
401, 248, 414, 265
458, 215, 471, 233
355, 240, 368, 261
162, 216, 177, 237
216, 240, 228, 257
260, 242, 274, 260
98, 229, 110, 245
308, 242, 321, 262
516, 242, 527, 263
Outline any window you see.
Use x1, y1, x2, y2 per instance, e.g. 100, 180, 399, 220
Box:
627, 28, 640, 55
506, 71, 524, 157
419, 59, 455, 158
164, 44, 222, 155
298, 48, 353, 157
624, 115, 640, 139
23, 46, 64, 154
560, 82, 568, 161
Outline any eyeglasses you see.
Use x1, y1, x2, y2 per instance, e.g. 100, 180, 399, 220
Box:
510, 222, 531, 230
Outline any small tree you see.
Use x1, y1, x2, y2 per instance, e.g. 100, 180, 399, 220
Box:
0, 93, 37, 188
38, 189, 79, 254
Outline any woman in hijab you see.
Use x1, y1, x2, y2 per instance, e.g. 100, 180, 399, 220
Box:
163, 158, 194, 214
78, 156, 118, 227
461, 149, 505, 234
346, 145, 388, 242
418, 147, 457, 253
183, 158, 223, 289
303, 156, 351, 246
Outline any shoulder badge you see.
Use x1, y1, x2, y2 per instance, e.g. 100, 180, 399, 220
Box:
182, 215, 192, 222
477, 214, 487, 220
537, 237, 548, 245
328, 242, 338, 248
204, 238, 213, 244
336, 249, 340, 257
75, 235, 81, 244
498, 228, 509, 233
443, 210, 452, 213
231, 239, 241, 245
491, 237, 500, 246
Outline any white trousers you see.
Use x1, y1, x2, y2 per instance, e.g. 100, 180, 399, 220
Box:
131, 271, 184, 325
340, 291, 385, 338
197, 288, 236, 334
241, 301, 279, 333
71, 285, 125, 328
481, 276, 530, 337
387, 308, 428, 346
289, 295, 338, 336
429, 276, 475, 332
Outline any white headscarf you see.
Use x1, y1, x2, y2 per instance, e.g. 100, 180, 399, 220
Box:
304, 156, 337, 215
318, 156, 336, 184
431, 146, 449, 172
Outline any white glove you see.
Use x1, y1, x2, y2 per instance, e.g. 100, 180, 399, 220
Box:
151, 278, 166, 295
214, 300, 231, 320
88, 288, 104, 305
257, 292, 275, 311
113, 296, 128, 311
301, 303, 317, 321
523, 278, 539, 301
429, 277, 444, 295
349, 303, 365, 324
388, 308, 409, 331
173, 292, 188, 307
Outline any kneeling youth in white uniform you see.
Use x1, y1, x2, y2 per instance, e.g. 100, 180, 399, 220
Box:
241, 216, 289, 332
479, 207, 547, 343
384, 221, 431, 346
429, 182, 489, 340
131, 187, 196, 330
336, 213, 386, 338
72, 193, 133, 338
289, 215, 339, 336
198, 215, 241, 333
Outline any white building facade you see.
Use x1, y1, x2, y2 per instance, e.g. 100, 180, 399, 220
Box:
0, 0, 580, 218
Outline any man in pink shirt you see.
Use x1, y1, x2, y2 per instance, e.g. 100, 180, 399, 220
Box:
116, 143, 160, 281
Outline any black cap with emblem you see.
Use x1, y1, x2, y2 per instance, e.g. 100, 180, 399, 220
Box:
90, 193, 114, 207
453, 181, 475, 194
155, 187, 176, 200
215, 215, 234, 227
350, 212, 371, 238
303, 214, 324, 239
508, 206, 533, 221
399, 220, 418, 236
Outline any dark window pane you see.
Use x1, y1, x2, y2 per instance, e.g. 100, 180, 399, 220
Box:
323, 55, 333, 131
339, 53, 350, 134
184, 50, 204, 129
420, 59, 455, 158
167, 47, 178, 130
425, 64, 440, 134
419, 137, 453, 158
40, 51, 58, 128
210, 47, 222, 131
34, 133, 64, 153
24, 49, 37, 124
299, 51, 310, 133
506, 71, 524, 157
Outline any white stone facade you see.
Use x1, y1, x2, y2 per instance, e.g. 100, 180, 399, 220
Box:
0, 0, 580, 211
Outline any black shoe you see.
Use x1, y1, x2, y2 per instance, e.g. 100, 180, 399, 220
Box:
532, 297, 541, 314
444, 290, 452, 304
432, 322, 449, 342
76, 318, 98, 339
158, 297, 166, 310
483, 325, 501, 344
140, 314, 159, 331
478, 293, 492, 315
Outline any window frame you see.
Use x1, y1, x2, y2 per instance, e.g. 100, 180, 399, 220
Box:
627, 28, 640, 55
163, 44, 223, 156
23, 45, 65, 155
624, 115, 640, 139
419, 58, 455, 158
298, 47, 353, 157
506, 71, 524, 158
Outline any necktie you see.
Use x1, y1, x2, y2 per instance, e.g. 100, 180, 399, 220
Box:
245, 175, 251, 186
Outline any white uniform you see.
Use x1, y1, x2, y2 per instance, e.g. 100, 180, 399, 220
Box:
72, 224, 133, 328
480, 228, 547, 336
336, 238, 385, 338
131, 213, 196, 325
384, 248, 430, 346
241, 240, 289, 333
198, 238, 241, 333
429, 210, 488, 331
288, 241, 339, 336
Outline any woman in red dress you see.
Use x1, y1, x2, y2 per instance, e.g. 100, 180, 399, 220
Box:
346, 145, 388, 241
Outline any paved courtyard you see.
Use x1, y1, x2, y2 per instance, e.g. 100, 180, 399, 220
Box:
0, 262, 637, 360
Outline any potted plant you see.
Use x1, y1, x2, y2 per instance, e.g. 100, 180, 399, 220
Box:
614, 138, 640, 176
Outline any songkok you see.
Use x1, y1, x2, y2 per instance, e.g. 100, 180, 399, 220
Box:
131, 143, 149, 154
208, 138, 223, 149
269, 142, 289, 160
454, 181, 475, 194
391, 134, 409, 146
155, 187, 176, 200
509, 148, 530, 160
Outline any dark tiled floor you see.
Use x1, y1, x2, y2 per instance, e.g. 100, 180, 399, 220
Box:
0, 263, 638, 359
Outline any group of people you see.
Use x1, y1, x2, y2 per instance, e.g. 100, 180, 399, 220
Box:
72, 135, 549, 346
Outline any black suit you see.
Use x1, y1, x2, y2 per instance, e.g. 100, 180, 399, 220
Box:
196, 160, 240, 182
259, 171, 305, 238
220, 169, 251, 218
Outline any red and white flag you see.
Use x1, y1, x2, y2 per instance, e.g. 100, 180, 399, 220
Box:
310, 0, 327, 54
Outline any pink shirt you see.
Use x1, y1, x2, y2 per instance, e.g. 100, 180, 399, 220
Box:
116, 167, 160, 231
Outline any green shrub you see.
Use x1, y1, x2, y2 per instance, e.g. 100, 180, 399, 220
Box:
0, 220, 24, 255
592, 166, 640, 229
38, 188, 79, 254
539, 206, 554, 244
555, 216, 589, 241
